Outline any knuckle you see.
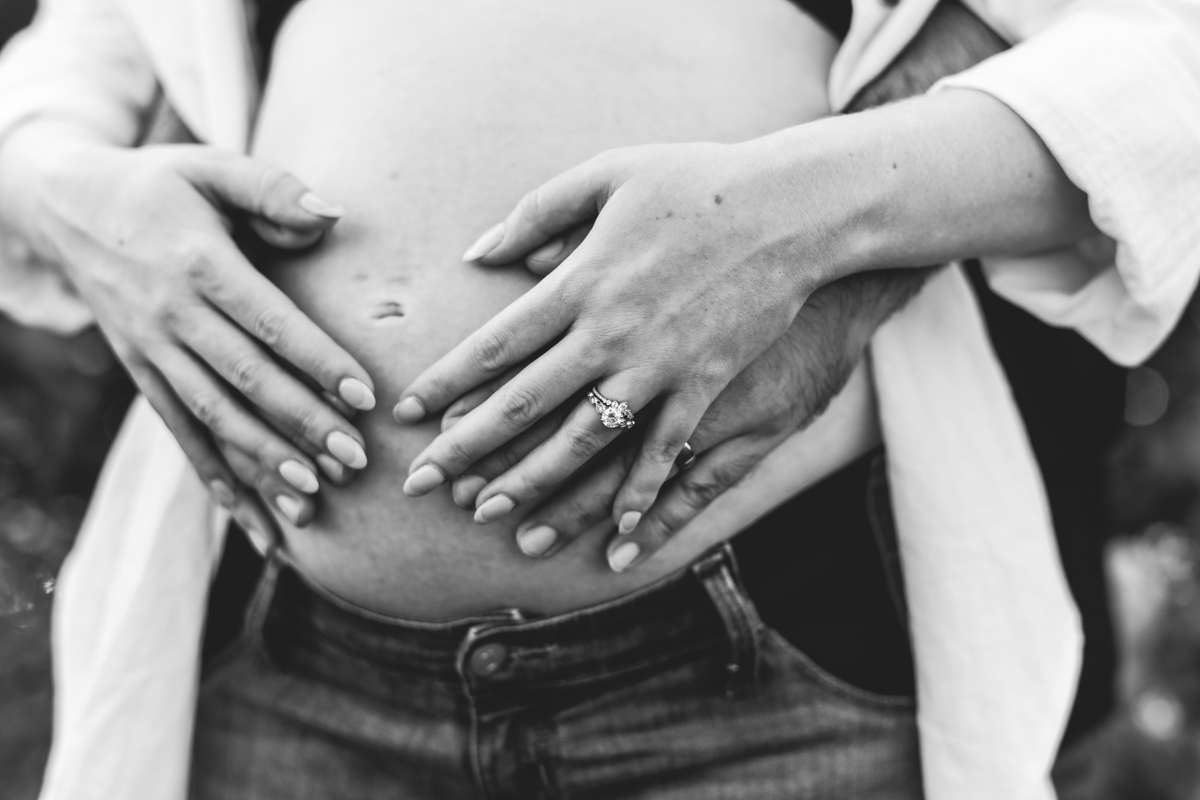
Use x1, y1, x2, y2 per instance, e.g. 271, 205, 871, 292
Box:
676, 471, 725, 512
252, 305, 291, 349
497, 385, 542, 430
563, 424, 606, 462
289, 405, 325, 444
188, 392, 223, 429
467, 330, 510, 374
441, 438, 477, 473
175, 240, 216, 284
228, 356, 267, 396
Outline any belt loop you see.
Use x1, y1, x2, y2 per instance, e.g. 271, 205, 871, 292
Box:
243, 543, 287, 641
691, 543, 762, 697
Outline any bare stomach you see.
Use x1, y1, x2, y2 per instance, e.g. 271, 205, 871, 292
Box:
253, 0, 850, 619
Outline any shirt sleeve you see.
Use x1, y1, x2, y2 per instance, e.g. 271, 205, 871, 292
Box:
0, 0, 159, 333
934, 0, 1200, 366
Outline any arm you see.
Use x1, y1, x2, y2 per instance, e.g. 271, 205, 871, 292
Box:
938, 0, 1200, 366
0, 1, 377, 532
438, 0, 1009, 566
394, 0, 1057, 535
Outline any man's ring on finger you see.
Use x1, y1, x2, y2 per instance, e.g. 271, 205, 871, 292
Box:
676, 442, 697, 471
588, 387, 635, 430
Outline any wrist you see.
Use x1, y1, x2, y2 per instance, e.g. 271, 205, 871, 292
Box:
0, 120, 113, 257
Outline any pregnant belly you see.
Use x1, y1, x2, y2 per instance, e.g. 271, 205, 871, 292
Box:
252, 0, 838, 618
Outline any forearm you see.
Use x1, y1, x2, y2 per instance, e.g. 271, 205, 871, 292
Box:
794, 0, 1011, 348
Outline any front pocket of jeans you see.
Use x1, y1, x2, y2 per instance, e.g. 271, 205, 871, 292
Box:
761, 626, 915, 713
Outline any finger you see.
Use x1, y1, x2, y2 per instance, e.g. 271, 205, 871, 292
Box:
462, 155, 616, 264
394, 274, 577, 423
248, 217, 325, 250
468, 376, 652, 523
441, 362, 527, 433
185, 307, 368, 473
610, 393, 711, 533
607, 434, 776, 573
154, 347, 323, 526
401, 336, 596, 494
512, 440, 639, 558
221, 443, 316, 528
132, 361, 242, 510
182, 151, 346, 231
193, 237, 377, 413
449, 406, 569, 508
524, 223, 593, 277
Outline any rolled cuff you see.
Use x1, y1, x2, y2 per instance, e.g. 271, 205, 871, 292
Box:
933, 0, 1200, 366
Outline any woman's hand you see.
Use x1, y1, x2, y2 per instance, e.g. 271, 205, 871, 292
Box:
0, 124, 376, 533
442, 271, 929, 570
394, 139, 862, 529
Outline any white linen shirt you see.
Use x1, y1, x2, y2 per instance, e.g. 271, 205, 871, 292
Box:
0, 1, 1196, 799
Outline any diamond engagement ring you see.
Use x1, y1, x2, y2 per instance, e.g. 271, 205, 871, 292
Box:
588, 388, 635, 430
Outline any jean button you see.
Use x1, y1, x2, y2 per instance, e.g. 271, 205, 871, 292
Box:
470, 642, 508, 677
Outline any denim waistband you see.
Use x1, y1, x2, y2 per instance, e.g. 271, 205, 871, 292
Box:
249, 543, 765, 700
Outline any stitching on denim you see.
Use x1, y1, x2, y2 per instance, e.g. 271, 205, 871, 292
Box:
762, 626, 915, 711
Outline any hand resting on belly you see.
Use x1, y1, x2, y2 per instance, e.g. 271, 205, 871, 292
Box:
249, 0, 855, 618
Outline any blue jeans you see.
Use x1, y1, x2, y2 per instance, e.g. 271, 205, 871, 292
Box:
190, 543, 922, 799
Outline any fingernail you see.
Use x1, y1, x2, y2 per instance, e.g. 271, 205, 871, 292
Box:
404, 464, 445, 497
338, 378, 376, 411
462, 222, 505, 262
618, 511, 642, 535
298, 192, 345, 219
316, 454, 344, 482
210, 480, 236, 508
279, 460, 319, 494
474, 494, 515, 524
527, 238, 565, 264
517, 526, 558, 557
609, 541, 641, 573
452, 475, 488, 508
275, 495, 302, 524
327, 432, 368, 469
393, 396, 426, 423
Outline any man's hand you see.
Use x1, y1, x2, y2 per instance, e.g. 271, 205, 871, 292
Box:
0, 124, 377, 536
434, 0, 1010, 569
442, 271, 926, 569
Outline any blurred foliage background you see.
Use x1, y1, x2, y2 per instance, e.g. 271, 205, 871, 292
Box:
0, 6, 136, 797
2, 2, 1200, 798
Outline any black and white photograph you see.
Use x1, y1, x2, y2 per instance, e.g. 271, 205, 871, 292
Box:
0, 0, 1198, 798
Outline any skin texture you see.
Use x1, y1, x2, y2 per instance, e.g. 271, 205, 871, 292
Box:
0, 120, 376, 539
396, 8, 1093, 540
243, 0, 842, 618
435, 0, 1012, 570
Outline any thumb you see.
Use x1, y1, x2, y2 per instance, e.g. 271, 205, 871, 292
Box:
464, 153, 618, 265
183, 151, 346, 237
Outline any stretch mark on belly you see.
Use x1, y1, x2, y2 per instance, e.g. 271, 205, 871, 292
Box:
373, 301, 406, 321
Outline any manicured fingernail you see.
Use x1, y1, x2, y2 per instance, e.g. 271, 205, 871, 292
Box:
393, 396, 426, 423
210, 480, 236, 508
279, 460, 319, 494
475, 494, 515, 524
609, 541, 641, 573
298, 192, 345, 219
618, 511, 642, 535
404, 464, 445, 496
338, 378, 376, 411
517, 526, 558, 557
276, 495, 302, 524
316, 454, 344, 482
462, 222, 505, 262
528, 238, 565, 264
326, 432, 367, 469
452, 475, 488, 508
